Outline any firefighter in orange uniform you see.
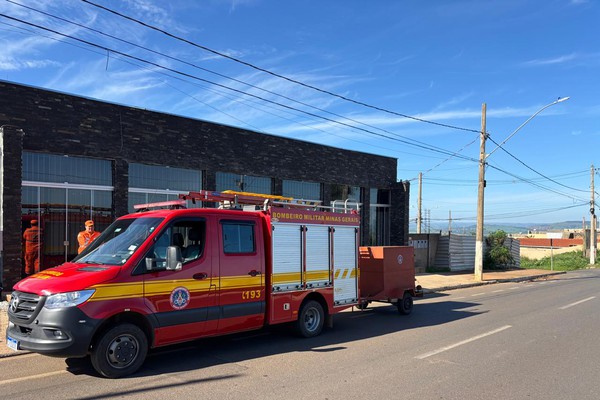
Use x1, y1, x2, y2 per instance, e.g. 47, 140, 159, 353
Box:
23, 219, 42, 275
77, 220, 101, 254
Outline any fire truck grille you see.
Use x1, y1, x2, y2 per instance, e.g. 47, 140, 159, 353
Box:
9, 291, 43, 322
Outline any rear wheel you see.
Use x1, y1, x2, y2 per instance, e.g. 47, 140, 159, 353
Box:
295, 300, 325, 338
397, 292, 413, 315
91, 323, 148, 378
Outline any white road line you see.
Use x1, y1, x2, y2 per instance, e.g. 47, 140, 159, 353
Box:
415, 325, 512, 360
0, 370, 66, 386
471, 293, 485, 297
508, 287, 519, 290
492, 290, 504, 293
559, 296, 596, 310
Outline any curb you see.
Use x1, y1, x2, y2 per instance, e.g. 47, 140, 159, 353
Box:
421, 271, 566, 294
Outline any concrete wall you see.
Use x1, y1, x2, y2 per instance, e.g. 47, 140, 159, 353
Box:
408, 233, 440, 273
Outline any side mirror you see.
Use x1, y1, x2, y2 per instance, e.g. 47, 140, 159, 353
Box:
166, 245, 183, 271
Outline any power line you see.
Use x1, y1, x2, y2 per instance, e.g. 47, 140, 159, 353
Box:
8, 0, 464, 159
0, 11, 480, 161
0, 17, 466, 163
81, 0, 481, 134
487, 136, 588, 193
487, 163, 587, 202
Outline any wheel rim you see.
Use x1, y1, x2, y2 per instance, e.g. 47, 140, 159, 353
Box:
304, 306, 321, 333
403, 296, 413, 311
106, 334, 140, 369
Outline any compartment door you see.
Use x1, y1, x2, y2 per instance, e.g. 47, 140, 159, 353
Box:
272, 223, 303, 291
333, 226, 358, 305
305, 224, 330, 288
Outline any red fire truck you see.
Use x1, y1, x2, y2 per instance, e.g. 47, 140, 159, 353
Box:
6, 190, 421, 378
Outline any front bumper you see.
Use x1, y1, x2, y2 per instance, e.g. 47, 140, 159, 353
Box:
7, 299, 101, 358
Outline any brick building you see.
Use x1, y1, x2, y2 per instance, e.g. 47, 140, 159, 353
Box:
0, 80, 409, 292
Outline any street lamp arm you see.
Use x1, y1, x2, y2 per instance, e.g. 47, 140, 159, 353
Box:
487, 97, 570, 158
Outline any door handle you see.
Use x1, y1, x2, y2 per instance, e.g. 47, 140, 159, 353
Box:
193, 272, 208, 280
248, 270, 261, 277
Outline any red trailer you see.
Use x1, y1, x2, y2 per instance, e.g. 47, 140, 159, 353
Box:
357, 246, 423, 314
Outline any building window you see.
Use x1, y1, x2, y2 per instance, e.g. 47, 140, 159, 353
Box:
282, 180, 321, 200
21, 152, 113, 272
369, 188, 390, 246
128, 163, 202, 212
216, 172, 271, 194
331, 185, 361, 202
331, 185, 361, 212
23, 152, 111, 186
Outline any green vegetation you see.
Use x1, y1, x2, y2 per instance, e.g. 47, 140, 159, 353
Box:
484, 230, 515, 269
521, 250, 599, 271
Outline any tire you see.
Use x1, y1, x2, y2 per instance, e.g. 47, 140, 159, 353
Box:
295, 300, 325, 338
355, 301, 369, 310
397, 292, 413, 315
91, 323, 148, 378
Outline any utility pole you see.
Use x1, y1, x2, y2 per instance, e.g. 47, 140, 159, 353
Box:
417, 172, 422, 234
448, 210, 452, 234
474, 103, 487, 282
591, 165, 596, 264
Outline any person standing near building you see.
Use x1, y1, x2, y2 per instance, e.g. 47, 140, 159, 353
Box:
23, 219, 42, 275
77, 220, 100, 254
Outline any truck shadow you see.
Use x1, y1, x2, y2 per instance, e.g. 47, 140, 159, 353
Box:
67, 296, 482, 380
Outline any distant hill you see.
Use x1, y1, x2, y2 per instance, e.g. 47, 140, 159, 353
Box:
410, 221, 584, 235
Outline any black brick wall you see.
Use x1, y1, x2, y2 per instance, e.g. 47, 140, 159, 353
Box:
0, 80, 410, 291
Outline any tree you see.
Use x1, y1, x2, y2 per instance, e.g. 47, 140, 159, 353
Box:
484, 230, 515, 269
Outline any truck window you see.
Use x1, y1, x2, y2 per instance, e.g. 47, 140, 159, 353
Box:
222, 221, 255, 254
133, 219, 206, 274
75, 217, 163, 265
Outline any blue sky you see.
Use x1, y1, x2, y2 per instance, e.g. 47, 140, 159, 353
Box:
0, 0, 598, 228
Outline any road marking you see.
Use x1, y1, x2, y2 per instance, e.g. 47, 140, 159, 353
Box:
0, 370, 66, 386
415, 325, 512, 360
508, 287, 519, 290
492, 290, 504, 293
471, 293, 485, 297
559, 296, 596, 310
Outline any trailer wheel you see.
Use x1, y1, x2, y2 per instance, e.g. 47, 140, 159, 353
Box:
91, 323, 148, 378
295, 300, 325, 338
397, 292, 413, 315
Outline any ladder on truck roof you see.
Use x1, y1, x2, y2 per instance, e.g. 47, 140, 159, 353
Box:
133, 190, 333, 212
181, 190, 324, 211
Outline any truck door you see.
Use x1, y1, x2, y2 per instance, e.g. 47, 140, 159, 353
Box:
217, 217, 265, 333
140, 217, 218, 345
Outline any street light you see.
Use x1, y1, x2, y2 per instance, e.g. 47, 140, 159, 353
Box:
474, 97, 570, 281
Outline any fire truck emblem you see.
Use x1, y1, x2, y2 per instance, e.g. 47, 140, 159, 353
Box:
397, 255, 404, 265
170, 287, 190, 310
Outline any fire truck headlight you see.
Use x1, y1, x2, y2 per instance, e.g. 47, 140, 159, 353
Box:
44, 290, 96, 309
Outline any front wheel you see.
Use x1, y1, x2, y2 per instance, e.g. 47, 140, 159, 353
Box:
91, 323, 148, 378
397, 292, 414, 315
295, 300, 325, 338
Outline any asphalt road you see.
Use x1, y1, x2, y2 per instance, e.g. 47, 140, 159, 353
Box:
1, 269, 600, 400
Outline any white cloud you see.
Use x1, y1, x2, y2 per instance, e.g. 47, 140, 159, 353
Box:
523, 53, 577, 66
0, 57, 60, 71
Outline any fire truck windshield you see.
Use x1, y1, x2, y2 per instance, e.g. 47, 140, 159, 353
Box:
74, 217, 164, 265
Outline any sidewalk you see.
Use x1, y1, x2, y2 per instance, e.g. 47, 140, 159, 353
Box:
0, 268, 564, 358
415, 268, 565, 294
